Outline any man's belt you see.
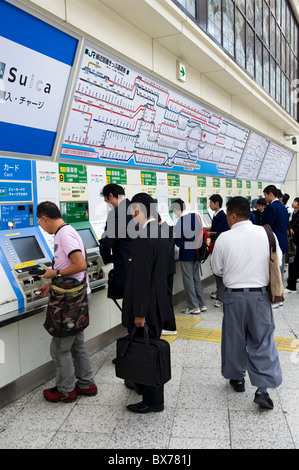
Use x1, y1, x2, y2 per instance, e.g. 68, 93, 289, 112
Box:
226, 287, 269, 292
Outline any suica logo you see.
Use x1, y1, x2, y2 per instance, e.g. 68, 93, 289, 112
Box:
0, 62, 6, 79
0, 61, 52, 94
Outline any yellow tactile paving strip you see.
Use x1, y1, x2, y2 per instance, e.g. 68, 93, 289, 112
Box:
161, 315, 299, 352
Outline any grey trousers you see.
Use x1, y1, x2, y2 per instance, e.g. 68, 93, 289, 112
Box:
180, 260, 206, 310
215, 275, 225, 302
221, 288, 282, 389
49, 294, 94, 394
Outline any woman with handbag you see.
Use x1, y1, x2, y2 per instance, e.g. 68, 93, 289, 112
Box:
36, 202, 97, 403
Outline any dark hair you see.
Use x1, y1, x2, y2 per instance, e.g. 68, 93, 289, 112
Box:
277, 189, 283, 199
37, 201, 62, 219
209, 194, 223, 208
294, 197, 299, 205
170, 198, 185, 212
257, 197, 267, 206
226, 196, 250, 219
100, 184, 125, 199
131, 193, 158, 219
263, 185, 278, 197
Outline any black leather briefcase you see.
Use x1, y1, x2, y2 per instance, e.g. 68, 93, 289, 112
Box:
115, 325, 171, 387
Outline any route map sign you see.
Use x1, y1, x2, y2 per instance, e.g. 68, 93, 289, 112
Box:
60, 43, 250, 177
236, 132, 269, 180
258, 142, 294, 183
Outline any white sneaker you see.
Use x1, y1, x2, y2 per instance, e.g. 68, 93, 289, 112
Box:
214, 300, 223, 307
271, 303, 280, 309
285, 288, 297, 293
190, 308, 201, 314
210, 291, 217, 299
200, 305, 207, 312
161, 330, 177, 335
181, 307, 191, 313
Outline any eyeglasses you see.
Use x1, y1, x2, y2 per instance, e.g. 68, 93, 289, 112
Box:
37, 217, 43, 225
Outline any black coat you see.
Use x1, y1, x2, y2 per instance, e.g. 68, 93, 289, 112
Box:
122, 220, 171, 333
99, 198, 134, 291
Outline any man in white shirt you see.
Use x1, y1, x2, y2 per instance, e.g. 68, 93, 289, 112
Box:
211, 197, 282, 410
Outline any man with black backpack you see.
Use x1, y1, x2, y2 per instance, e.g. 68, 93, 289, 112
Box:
171, 199, 207, 314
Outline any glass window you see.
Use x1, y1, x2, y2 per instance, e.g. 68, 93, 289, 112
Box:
236, 0, 245, 15
255, 0, 263, 38
235, 9, 246, 68
281, 0, 285, 32
269, 0, 275, 14
281, 35, 286, 73
286, 5, 291, 43
281, 73, 286, 109
223, 0, 235, 57
207, 0, 222, 44
263, 2, 270, 48
276, 0, 281, 25
246, 0, 254, 25
286, 43, 290, 78
263, 47, 270, 92
270, 56, 276, 98
270, 13, 276, 55
276, 64, 281, 103
276, 24, 281, 64
176, 0, 196, 17
246, 23, 255, 77
256, 38, 263, 85
286, 79, 290, 114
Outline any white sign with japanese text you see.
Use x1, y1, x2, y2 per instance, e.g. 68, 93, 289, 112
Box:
0, 36, 71, 131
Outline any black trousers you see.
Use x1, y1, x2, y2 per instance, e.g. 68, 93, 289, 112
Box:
163, 274, 176, 331
287, 252, 299, 291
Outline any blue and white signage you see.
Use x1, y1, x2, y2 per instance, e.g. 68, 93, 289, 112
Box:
0, 157, 32, 180
0, 0, 78, 156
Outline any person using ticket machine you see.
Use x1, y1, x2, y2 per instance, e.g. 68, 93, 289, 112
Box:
36, 201, 97, 403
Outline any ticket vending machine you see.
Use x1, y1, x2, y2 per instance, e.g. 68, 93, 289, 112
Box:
0, 220, 53, 318
0, 158, 54, 319
59, 201, 105, 290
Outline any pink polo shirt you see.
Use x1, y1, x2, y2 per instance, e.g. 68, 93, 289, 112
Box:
53, 224, 90, 294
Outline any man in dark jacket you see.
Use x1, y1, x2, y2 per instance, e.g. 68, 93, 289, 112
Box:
263, 185, 289, 275
209, 194, 230, 307
286, 197, 299, 293
171, 198, 206, 314
122, 193, 171, 413
99, 184, 134, 299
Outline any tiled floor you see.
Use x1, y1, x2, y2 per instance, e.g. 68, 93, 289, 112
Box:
0, 283, 299, 449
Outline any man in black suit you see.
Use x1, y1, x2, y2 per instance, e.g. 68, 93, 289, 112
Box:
123, 193, 171, 413
99, 184, 134, 300
209, 194, 230, 307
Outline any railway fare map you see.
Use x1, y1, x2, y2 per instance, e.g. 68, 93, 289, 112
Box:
258, 142, 294, 183
60, 45, 250, 177
236, 132, 269, 180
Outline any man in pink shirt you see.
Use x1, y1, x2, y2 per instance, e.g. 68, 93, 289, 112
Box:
37, 201, 97, 403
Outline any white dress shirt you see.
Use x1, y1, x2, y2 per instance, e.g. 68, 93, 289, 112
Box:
211, 220, 282, 288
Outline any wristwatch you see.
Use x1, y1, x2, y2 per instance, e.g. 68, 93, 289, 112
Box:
56, 270, 62, 277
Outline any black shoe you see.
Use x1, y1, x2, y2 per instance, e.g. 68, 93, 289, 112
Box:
112, 358, 117, 364
124, 380, 144, 395
230, 378, 245, 392
126, 401, 164, 414
254, 391, 274, 410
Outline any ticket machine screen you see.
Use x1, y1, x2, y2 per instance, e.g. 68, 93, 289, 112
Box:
203, 213, 212, 228
77, 228, 98, 250
10, 236, 45, 263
